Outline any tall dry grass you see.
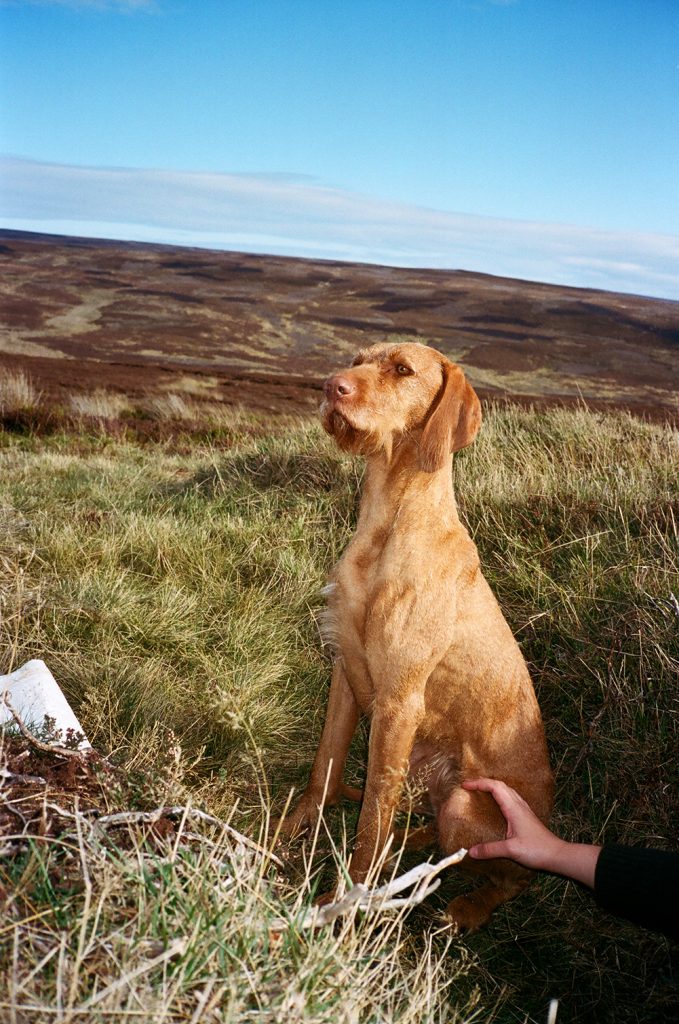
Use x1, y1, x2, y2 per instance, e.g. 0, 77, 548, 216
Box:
0, 368, 41, 417
0, 760, 474, 1023
69, 389, 131, 421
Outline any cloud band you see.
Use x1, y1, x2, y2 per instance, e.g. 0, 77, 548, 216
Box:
2, 155, 678, 299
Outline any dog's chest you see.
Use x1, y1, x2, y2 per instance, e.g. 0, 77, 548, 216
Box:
321, 534, 413, 708
321, 552, 371, 648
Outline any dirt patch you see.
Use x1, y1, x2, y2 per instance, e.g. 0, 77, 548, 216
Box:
0, 736, 119, 852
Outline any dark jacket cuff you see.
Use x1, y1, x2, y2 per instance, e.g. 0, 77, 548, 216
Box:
594, 844, 679, 941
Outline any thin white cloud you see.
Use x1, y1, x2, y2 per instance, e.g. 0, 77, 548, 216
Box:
2, 155, 678, 300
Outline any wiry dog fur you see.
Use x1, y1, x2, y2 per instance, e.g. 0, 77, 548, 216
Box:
279, 342, 553, 932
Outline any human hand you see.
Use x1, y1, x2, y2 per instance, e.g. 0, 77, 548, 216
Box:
462, 778, 600, 887
462, 777, 561, 870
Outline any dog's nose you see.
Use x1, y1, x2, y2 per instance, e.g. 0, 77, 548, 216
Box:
324, 374, 356, 400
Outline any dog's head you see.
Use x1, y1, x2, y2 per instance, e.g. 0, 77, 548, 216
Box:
321, 342, 481, 471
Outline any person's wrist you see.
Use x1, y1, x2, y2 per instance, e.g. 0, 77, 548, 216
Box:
535, 834, 573, 876
539, 838, 601, 887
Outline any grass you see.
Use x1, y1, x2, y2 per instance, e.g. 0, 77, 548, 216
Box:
0, 399, 677, 1022
0, 368, 273, 442
0, 369, 41, 420
0, 744, 474, 1023
69, 389, 131, 421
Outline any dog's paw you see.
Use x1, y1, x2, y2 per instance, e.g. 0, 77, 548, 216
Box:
273, 798, 323, 841
442, 893, 492, 935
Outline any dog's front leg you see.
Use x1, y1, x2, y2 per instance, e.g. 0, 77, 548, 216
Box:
278, 660, 360, 837
349, 693, 424, 883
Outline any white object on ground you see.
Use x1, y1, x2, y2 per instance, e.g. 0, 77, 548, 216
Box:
0, 659, 92, 750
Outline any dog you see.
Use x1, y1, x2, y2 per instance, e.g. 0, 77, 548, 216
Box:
279, 341, 553, 931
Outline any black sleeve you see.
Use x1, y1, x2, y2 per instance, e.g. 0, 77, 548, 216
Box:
594, 844, 679, 941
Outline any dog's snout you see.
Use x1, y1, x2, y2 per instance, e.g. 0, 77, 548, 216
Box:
324, 374, 357, 400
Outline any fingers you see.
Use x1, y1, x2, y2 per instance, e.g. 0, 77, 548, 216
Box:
462, 777, 513, 800
462, 777, 499, 793
467, 839, 514, 860
463, 777, 559, 872
462, 776, 522, 818
462, 779, 515, 860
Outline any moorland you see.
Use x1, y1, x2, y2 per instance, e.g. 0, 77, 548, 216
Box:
1, 228, 678, 423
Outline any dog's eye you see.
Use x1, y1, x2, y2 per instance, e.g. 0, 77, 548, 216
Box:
395, 364, 413, 376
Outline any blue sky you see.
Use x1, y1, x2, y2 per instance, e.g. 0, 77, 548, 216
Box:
1, 0, 678, 298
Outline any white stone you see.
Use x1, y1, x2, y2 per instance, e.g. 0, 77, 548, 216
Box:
0, 659, 91, 750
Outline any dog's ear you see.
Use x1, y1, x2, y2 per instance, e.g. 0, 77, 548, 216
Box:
419, 361, 482, 472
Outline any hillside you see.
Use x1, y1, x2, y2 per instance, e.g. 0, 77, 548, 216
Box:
1, 228, 678, 419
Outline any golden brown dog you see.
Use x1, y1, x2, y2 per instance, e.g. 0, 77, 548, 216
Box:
280, 341, 553, 931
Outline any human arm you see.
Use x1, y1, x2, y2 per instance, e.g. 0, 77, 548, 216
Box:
593, 844, 679, 939
463, 778, 679, 939
462, 777, 601, 887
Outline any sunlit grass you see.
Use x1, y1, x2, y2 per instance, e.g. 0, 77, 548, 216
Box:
1, 402, 677, 1022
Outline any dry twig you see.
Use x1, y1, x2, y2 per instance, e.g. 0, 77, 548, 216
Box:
1, 691, 88, 760
90, 805, 284, 866
271, 848, 468, 930
0, 767, 46, 786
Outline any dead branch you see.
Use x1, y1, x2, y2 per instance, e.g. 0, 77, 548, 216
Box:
0, 766, 47, 786
0, 792, 29, 827
271, 848, 468, 930
91, 805, 284, 866
0, 798, 282, 869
